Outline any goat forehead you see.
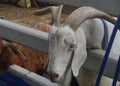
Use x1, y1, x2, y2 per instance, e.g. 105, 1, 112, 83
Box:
50, 25, 57, 34
57, 26, 75, 38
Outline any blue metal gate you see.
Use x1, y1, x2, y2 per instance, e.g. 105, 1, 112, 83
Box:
96, 15, 120, 86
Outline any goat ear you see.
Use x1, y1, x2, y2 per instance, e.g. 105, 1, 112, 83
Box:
2, 40, 26, 59
71, 30, 87, 77
51, 5, 63, 25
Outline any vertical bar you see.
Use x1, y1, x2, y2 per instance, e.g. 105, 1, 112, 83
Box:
95, 15, 120, 86
112, 56, 120, 86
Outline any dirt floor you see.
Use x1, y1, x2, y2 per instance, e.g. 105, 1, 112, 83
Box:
0, 3, 75, 27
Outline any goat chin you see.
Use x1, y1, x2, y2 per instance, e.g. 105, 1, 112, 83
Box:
58, 67, 80, 86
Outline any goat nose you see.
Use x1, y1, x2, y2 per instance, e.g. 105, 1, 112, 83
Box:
49, 72, 59, 82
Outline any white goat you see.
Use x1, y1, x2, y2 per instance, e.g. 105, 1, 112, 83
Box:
34, 5, 120, 86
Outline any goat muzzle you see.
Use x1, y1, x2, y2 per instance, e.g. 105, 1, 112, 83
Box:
48, 71, 59, 82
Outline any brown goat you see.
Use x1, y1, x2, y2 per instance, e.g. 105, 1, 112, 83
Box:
0, 23, 50, 74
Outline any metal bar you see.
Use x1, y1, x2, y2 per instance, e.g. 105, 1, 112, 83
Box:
0, 19, 48, 53
8, 65, 58, 86
112, 56, 120, 86
84, 49, 120, 81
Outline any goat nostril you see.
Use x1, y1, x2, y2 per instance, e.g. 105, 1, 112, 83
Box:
51, 72, 59, 78
54, 73, 59, 78
49, 72, 59, 82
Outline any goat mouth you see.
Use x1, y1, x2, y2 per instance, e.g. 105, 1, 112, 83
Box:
50, 78, 58, 83
41, 72, 59, 83
49, 75, 60, 83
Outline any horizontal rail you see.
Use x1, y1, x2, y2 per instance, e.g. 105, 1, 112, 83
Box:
8, 65, 58, 86
84, 49, 120, 80
0, 19, 120, 83
0, 19, 48, 53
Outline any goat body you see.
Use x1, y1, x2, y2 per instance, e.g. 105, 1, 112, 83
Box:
33, 5, 120, 86
62, 18, 120, 86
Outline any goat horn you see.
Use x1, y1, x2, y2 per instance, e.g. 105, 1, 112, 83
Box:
64, 6, 116, 31
2, 40, 26, 59
33, 5, 63, 26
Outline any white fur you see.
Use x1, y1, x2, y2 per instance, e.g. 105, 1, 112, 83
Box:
48, 18, 120, 86
77, 18, 120, 86
48, 25, 77, 82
